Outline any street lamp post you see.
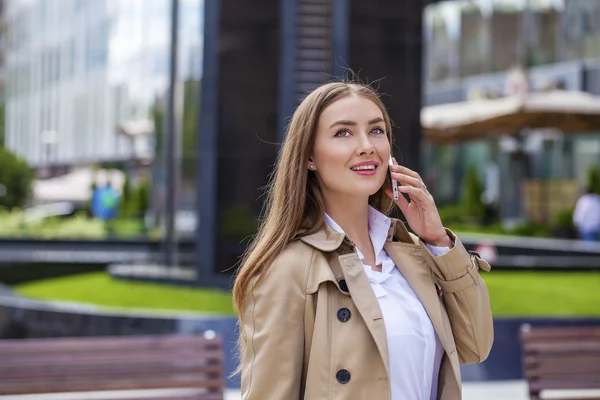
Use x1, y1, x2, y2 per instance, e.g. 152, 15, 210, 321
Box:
41, 130, 58, 177
164, 0, 180, 268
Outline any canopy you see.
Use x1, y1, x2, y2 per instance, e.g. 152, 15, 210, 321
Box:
421, 90, 600, 144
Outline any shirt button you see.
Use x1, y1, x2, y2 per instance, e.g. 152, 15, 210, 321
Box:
338, 279, 349, 292
337, 308, 351, 322
336, 369, 351, 384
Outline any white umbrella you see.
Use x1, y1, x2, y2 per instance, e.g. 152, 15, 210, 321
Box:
421, 90, 600, 143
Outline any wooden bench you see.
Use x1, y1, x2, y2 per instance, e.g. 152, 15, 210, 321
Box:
0, 333, 225, 400
520, 324, 600, 400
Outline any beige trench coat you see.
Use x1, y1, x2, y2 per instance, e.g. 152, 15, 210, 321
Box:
240, 219, 493, 400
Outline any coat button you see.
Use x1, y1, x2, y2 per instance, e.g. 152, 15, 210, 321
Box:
337, 308, 351, 322
338, 279, 349, 292
336, 369, 351, 384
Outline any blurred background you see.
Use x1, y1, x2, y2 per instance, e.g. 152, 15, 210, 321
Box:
0, 0, 599, 399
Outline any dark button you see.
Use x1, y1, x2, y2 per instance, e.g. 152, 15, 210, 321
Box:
336, 369, 351, 384
337, 308, 351, 322
338, 279, 349, 292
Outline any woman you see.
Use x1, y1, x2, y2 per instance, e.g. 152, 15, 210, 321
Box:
232, 82, 493, 400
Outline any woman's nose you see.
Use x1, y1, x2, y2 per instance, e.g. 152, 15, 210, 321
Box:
356, 133, 375, 155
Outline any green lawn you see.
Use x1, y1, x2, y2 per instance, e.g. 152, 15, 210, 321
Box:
13, 272, 235, 315
11, 271, 600, 317
482, 271, 600, 317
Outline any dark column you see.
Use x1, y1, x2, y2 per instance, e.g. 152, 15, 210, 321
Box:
214, 0, 281, 284
347, 1, 425, 172
196, 0, 220, 285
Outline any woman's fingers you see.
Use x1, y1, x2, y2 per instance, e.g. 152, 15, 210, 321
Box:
385, 187, 410, 212
398, 184, 430, 202
391, 159, 422, 180
390, 171, 423, 189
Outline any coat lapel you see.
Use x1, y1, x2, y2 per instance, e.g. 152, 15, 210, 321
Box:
384, 243, 451, 351
337, 252, 390, 374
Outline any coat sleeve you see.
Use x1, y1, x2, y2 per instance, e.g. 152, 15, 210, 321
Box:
239, 247, 310, 399
419, 229, 494, 364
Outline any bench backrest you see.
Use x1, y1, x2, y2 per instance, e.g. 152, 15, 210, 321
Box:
520, 325, 600, 400
0, 334, 225, 398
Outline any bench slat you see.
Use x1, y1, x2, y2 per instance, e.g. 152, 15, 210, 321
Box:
0, 375, 225, 395
0, 350, 224, 367
524, 341, 600, 353
521, 327, 600, 340
0, 336, 222, 354
0, 364, 224, 381
529, 380, 600, 392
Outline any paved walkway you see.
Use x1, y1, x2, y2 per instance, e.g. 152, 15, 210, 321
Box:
225, 381, 531, 400
4, 382, 599, 400
225, 381, 600, 400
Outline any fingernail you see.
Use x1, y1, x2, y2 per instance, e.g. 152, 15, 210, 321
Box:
392, 157, 397, 165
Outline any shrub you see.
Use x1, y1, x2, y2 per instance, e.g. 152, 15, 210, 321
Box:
0, 148, 34, 209
120, 172, 133, 218
220, 205, 258, 240
136, 178, 150, 217
461, 165, 485, 223
587, 165, 600, 195
438, 204, 467, 226
506, 220, 552, 238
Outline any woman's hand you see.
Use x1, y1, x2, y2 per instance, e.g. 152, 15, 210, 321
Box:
385, 158, 452, 248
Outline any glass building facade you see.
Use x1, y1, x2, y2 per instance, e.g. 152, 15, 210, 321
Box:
4, 0, 203, 168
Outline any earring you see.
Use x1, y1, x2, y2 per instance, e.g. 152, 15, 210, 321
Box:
309, 165, 315, 170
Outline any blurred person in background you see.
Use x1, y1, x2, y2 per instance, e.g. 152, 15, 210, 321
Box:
573, 186, 600, 242
232, 82, 493, 400
91, 181, 120, 236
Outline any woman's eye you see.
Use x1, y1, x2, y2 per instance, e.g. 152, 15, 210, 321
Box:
334, 129, 351, 137
371, 127, 385, 135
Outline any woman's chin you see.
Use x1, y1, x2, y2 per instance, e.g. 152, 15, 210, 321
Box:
352, 184, 386, 198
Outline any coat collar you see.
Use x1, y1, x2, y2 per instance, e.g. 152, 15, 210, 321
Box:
299, 216, 415, 252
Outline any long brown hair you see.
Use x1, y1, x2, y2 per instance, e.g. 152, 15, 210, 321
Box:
232, 81, 395, 347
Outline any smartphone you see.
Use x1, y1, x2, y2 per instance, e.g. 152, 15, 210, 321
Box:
389, 155, 399, 200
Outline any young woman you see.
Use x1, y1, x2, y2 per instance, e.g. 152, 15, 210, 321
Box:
232, 82, 493, 400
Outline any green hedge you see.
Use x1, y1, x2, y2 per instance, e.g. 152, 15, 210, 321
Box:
0, 148, 33, 209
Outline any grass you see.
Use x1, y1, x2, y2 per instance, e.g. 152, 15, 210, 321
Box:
482, 271, 600, 317
12, 272, 235, 315
10, 271, 600, 317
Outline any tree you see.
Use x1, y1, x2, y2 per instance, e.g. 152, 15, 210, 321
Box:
0, 148, 34, 209
182, 78, 200, 181
587, 165, 600, 195
461, 165, 485, 222
136, 178, 150, 217
150, 78, 200, 180
151, 96, 165, 158
120, 171, 133, 218
0, 104, 5, 148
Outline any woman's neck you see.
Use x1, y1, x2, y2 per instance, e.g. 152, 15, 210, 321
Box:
324, 195, 371, 249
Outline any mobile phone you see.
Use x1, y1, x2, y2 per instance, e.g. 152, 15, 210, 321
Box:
389, 155, 399, 200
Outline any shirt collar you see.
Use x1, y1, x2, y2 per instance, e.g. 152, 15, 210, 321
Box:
324, 206, 392, 265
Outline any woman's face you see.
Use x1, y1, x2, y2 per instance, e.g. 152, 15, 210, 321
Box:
310, 94, 391, 201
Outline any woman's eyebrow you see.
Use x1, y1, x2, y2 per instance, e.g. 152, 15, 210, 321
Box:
329, 117, 384, 129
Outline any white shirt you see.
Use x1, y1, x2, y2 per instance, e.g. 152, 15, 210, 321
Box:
573, 193, 600, 232
325, 207, 447, 400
